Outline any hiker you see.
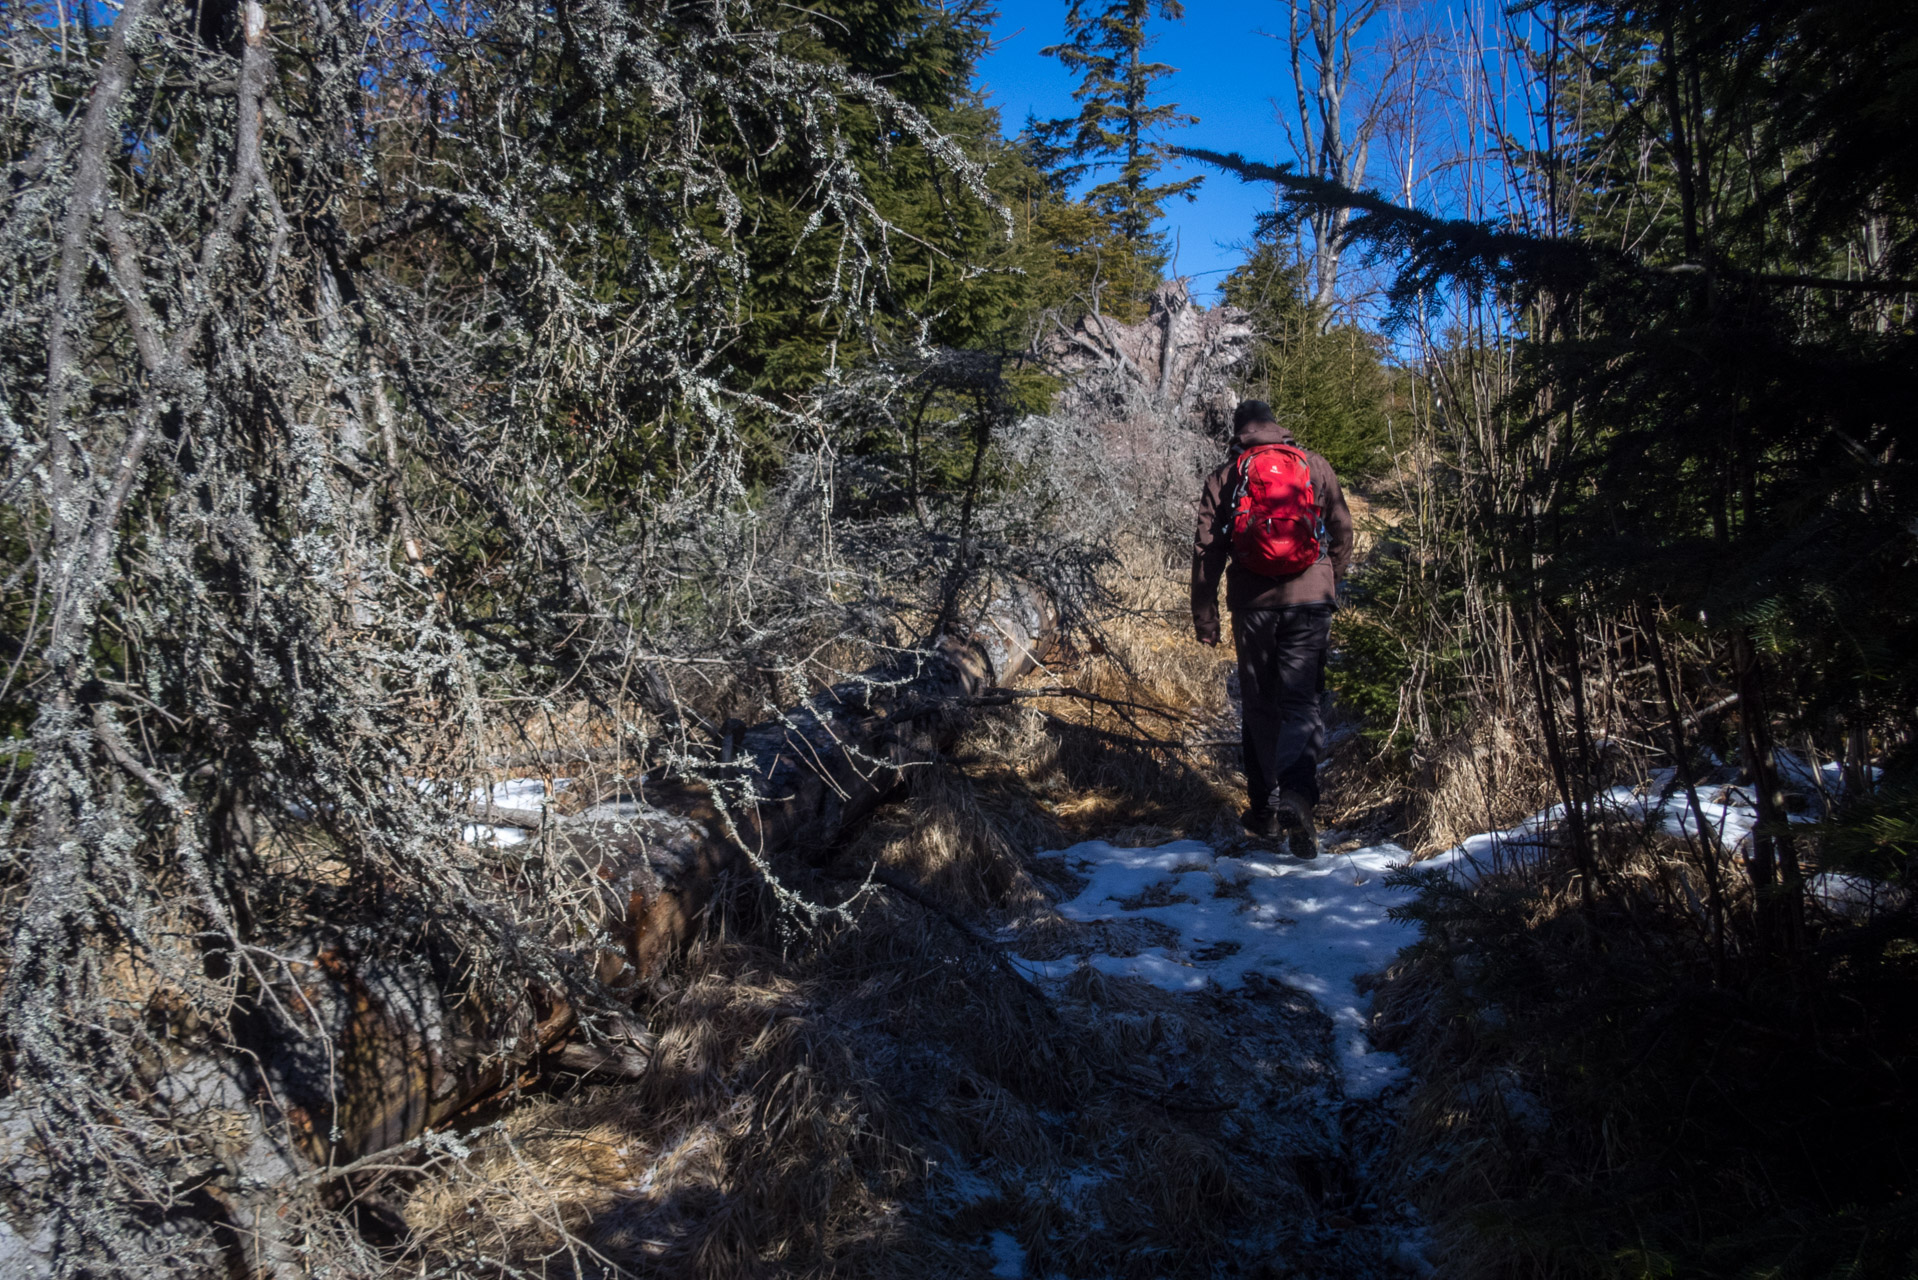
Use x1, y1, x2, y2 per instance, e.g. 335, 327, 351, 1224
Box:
1192, 400, 1354, 858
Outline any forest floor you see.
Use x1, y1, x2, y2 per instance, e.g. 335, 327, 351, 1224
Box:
392, 552, 1805, 1279
384, 553, 1481, 1277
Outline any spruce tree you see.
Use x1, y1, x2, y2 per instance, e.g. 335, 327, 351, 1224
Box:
1033, 0, 1201, 313
1221, 239, 1390, 481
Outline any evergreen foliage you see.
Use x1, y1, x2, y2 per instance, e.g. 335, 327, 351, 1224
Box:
1220, 239, 1391, 482
1029, 0, 1199, 318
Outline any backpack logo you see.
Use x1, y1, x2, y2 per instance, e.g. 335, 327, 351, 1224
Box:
1229, 444, 1321, 577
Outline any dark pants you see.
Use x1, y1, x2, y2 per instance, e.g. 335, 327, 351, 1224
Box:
1233, 604, 1332, 812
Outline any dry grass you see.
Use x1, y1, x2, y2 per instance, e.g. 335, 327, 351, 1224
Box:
393, 889, 1353, 1278
387, 539, 1433, 1278
1407, 713, 1559, 856
833, 712, 1062, 920
397, 927, 940, 1276
1364, 801, 1918, 1280
1015, 541, 1247, 845
1364, 885, 1578, 1280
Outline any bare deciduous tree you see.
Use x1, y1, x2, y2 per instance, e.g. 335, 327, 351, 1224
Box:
1267, 0, 1429, 315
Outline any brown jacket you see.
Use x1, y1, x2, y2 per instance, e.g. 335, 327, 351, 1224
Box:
1191, 420, 1354, 642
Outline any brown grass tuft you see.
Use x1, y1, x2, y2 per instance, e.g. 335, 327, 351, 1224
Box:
1406, 712, 1558, 855
835, 719, 1058, 920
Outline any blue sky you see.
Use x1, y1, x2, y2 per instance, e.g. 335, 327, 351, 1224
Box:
975, 1, 1301, 302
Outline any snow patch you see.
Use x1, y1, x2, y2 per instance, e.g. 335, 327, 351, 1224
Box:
459, 823, 530, 846
483, 776, 561, 809
1012, 838, 1425, 1098
986, 1228, 1025, 1278
1425, 758, 1880, 883
1810, 871, 1907, 917
459, 776, 569, 844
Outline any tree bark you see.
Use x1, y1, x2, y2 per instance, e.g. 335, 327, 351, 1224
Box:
1732, 629, 1805, 960
1642, 601, 1727, 978
1518, 605, 1597, 910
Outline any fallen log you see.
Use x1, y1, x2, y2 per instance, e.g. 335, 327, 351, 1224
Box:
245, 590, 1058, 1164
0, 601, 1060, 1277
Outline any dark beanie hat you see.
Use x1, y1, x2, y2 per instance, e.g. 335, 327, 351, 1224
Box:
1232, 399, 1278, 431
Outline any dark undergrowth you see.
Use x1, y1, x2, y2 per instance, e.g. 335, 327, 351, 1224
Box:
1374, 847, 1918, 1280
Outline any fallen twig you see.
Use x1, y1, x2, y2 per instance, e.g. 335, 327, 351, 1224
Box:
975, 683, 1186, 721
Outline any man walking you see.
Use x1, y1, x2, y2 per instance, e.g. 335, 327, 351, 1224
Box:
1192, 400, 1354, 857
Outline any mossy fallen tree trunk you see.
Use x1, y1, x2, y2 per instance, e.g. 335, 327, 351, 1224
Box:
247, 591, 1058, 1166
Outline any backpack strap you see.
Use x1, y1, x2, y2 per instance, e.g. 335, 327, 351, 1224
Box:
1220, 449, 1252, 537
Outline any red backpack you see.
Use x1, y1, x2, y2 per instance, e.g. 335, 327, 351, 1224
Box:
1229, 443, 1322, 577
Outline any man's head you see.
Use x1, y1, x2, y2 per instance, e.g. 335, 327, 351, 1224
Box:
1232, 399, 1279, 433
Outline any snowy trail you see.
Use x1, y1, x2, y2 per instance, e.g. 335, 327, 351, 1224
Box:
463, 755, 1879, 1106
1009, 837, 1428, 1099
1003, 749, 1877, 1103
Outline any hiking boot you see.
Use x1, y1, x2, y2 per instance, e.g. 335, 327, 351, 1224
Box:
1240, 806, 1282, 839
1276, 790, 1319, 859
